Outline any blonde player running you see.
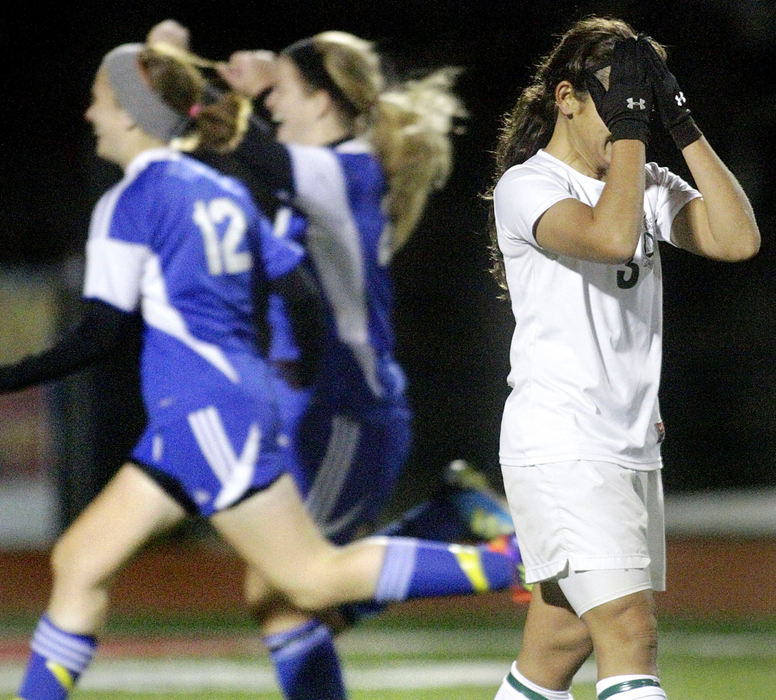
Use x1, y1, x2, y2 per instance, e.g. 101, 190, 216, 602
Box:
487, 16, 759, 700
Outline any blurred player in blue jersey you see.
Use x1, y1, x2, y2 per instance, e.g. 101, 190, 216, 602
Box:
141, 20, 526, 700
0, 42, 522, 700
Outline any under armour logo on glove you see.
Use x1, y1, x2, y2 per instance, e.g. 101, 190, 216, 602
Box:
626, 97, 646, 110
637, 37, 702, 149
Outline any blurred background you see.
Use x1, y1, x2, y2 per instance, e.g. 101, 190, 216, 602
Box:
1, 0, 775, 546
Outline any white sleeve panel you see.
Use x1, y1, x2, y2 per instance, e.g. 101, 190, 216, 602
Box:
286, 143, 370, 345
82, 237, 148, 312
286, 145, 354, 233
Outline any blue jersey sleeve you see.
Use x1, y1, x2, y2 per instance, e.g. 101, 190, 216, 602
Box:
265, 207, 310, 362
257, 215, 304, 280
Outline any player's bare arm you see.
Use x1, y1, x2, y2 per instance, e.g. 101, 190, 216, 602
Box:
669, 138, 760, 261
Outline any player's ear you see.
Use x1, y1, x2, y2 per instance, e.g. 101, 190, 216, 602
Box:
311, 88, 334, 120
555, 80, 578, 119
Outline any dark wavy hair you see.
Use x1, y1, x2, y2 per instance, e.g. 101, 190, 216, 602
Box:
483, 16, 665, 297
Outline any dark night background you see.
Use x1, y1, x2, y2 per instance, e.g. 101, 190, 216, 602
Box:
2, 1, 775, 523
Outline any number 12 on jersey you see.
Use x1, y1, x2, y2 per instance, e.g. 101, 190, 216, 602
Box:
193, 198, 252, 276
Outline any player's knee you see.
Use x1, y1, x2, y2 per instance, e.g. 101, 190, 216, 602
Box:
282, 580, 332, 612
50, 532, 113, 594
558, 620, 595, 659
244, 566, 273, 608
277, 555, 342, 611
605, 608, 658, 653
603, 591, 657, 636
584, 592, 658, 659
50, 535, 86, 586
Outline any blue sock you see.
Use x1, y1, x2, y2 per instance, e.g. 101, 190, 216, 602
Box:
16, 615, 96, 700
264, 620, 346, 700
373, 537, 515, 602
338, 499, 473, 626
337, 535, 522, 627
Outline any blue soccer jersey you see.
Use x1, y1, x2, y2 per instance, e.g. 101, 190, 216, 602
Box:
258, 139, 412, 541
235, 126, 407, 407
82, 147, 304, 515
285, 139, 406, 409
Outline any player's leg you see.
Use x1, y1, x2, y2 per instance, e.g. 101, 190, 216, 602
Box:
496, 462, 667, 699
15, 463, 186, 700
244, 396, 422, 699
212, 471, 517, 611
235, 396, 517, 698
494, 579, 591, 699
246, 575, 348, 700
262, 617, 346, 700
582, 587, 664, 698
243, 381, 349, 700
298, 402, 520, 616
264, 399, 409, 641
374, 459, 530, 605
245, 565, 347, 700
494, 583, 664, 699
566, 470, 667, 698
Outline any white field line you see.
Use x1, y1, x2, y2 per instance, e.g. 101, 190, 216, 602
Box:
318, 628, 776, 660
0, 629, 772, 693
0, 659, 542, 693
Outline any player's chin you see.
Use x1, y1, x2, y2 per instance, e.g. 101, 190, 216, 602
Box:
95, 140, 116, 164
274, 123, 292, 144
596, 143, 612, 177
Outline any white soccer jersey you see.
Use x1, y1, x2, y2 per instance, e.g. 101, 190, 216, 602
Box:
494, 149, 700, 469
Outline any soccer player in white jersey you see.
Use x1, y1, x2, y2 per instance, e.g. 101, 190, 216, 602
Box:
0, 42, 523, 700
485, 16, 760, 700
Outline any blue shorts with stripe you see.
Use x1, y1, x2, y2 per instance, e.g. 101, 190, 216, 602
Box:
272, 371, 411, 545
132, 349, 288, 518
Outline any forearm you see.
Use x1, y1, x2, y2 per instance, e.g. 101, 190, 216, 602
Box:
0, 299, 133, 393
594, 140, 646, 260
268, 268, 326, 386
232, 119, 294, 198
681, 137, 760, 260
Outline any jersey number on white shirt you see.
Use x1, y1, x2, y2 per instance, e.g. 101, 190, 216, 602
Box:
617, 261, 639, 289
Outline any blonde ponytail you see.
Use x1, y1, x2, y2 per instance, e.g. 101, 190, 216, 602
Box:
304, 33, 465, 254
371, 68, 465, 252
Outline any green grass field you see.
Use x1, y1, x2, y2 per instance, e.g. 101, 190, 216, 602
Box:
2, 610, 775, 699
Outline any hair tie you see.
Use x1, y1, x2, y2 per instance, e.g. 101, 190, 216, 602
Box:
188, 103, 203, 119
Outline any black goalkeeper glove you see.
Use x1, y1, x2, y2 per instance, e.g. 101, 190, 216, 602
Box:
585, 37, 652, 144
638, 36, 703, 150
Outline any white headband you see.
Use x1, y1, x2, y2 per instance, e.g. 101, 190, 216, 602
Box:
102, 43, 188, 142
